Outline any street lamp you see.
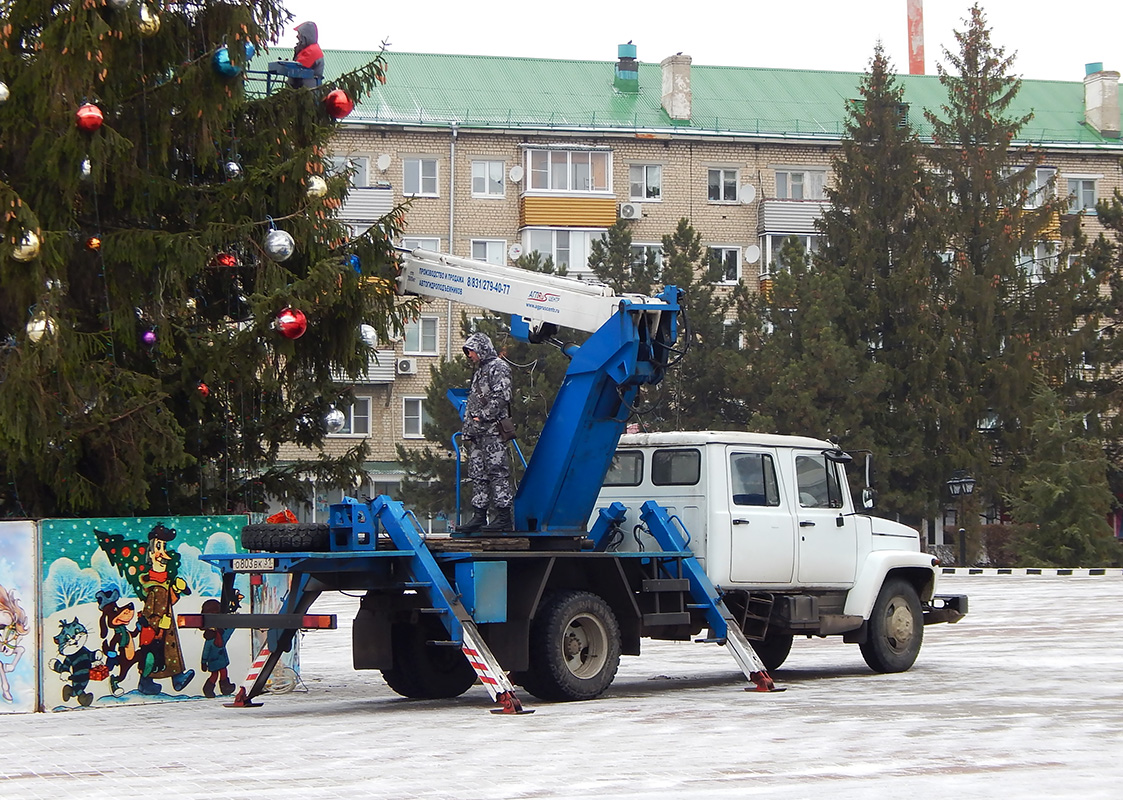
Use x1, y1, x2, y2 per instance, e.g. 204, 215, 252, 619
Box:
946, 469, 977, 566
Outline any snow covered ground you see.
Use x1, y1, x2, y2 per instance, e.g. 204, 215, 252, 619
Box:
2, 575, 1120, 799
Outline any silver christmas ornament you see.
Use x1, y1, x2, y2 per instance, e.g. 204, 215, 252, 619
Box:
264, 228, 295, 262
12, 230, 40, 261
359, 324, 378, 347
0, 82, 9, 104
80, 157, 93, 181
324, 408, 346, 434
305, 175, 328, 199
224, 160, 242, 179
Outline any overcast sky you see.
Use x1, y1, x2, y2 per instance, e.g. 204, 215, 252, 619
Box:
275, 0, 1119, 83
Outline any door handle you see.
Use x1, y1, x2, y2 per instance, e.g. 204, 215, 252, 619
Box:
732, 519, 750, 525
799, 520, 815, 527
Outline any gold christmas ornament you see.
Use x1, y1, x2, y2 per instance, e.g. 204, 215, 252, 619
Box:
26, 311, 56, 343
137, 5, 160, 36
305, 175, 328, 199
12, 230, 41, 261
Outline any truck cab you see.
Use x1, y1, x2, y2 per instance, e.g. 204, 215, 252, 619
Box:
596, 431, 966, 672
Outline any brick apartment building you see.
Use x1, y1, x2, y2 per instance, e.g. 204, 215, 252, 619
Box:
276, 45, 1123, 524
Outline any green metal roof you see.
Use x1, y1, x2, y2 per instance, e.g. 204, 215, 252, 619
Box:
304, 49, 1122, 148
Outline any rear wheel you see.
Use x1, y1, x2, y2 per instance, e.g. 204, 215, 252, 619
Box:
516, 590, 621, 702
750, 631, 794, 671
860, 577, 923, 673
241, 522, 330, 552
381, 617, 478, 699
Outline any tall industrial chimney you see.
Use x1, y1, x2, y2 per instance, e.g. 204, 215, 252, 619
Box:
908, 0, 925, 75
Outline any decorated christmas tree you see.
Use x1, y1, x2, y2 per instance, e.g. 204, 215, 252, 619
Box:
0, 2, 408, 517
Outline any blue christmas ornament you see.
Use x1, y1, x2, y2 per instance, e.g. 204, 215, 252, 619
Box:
347, 254, 361, 274
212, 43, 255, 78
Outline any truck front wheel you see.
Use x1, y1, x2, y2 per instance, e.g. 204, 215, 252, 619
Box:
859, 577, 923, 673
381, 619, 478, 699
516, 590, 621, 701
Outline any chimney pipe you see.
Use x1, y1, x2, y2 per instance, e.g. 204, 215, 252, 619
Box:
614, 42, 639, 93
907, 0, 925, 75
660, 54, 692, 121
1084, 65, 1121, 139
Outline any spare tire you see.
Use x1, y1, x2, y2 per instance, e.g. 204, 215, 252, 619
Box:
241, 522, 330, 552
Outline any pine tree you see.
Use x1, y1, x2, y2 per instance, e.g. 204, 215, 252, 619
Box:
651, 218, 751, 430
925, 4, 1083, 503
1007, 381, 1122, 567
813, 43, 949, 523
0, 2, 403, 517
587, 219, 659, 294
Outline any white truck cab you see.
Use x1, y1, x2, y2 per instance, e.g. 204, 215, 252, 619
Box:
595, 431, 967, 672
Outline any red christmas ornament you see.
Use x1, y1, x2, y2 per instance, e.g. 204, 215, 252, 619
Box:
323, 89, 354, 120
85, 236, 101, 251
76, 103, 104, 133
197, 382, 210, 398
213, 252, 238, 267
274, 307, 307, 339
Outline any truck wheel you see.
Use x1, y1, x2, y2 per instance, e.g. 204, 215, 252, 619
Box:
381, 619, 478, 699
860, 577, 923, 673
517, 590, 621, 701
240, 522, 330, 552
750, 632, 794, 671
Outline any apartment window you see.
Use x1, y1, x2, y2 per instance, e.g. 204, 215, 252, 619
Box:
1018, 242, 1057, 285
630, 244, 663, 269
327, 155, 369, 187
762, 234, 820, 273
1068, 177, 1097, 213
629, 164, 662, 200
471, 239, 507, 265
775, 169, 826, 200
330, 397, 371, 436
471, 160, 504, 197
401, 236, 440, 252
527, 149, 610, 192
403, 397, 431, 438
1026, 167, 1056, 208
708, 168, 738, 202
403, 157, 439, 197
403, 316, 438, 355
524, 228, 604, 273
709, 246, 741, 283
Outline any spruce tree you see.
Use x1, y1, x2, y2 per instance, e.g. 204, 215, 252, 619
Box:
925, 4, 1082, 503
813, 43, 949, 523
0, 2, 402, 517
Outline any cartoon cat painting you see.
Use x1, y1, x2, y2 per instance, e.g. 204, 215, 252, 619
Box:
50, 618, 104, 707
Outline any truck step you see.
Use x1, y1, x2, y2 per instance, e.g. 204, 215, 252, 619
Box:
642, 578, 691, 593
418, 607, 449, 615
643, 611, 693, 626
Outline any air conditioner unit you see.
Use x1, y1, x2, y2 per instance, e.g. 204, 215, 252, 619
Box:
396, 357, 417, 376
618, 202, 643, 220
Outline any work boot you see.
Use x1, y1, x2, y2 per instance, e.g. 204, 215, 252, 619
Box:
457, 506, 489, 534
481, 507, 514, 533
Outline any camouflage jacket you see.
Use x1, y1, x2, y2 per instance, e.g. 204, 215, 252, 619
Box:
463, 332, 512, 440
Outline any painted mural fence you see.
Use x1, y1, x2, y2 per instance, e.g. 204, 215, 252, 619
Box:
1, 515, 298, 713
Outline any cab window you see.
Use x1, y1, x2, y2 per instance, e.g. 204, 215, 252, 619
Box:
651, 449, 700, 486
604, 450, 643, 486
795, 454, 843, 508
731, 453, 780, 506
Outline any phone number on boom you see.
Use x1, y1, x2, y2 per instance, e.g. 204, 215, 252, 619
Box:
466, 276, 511, 295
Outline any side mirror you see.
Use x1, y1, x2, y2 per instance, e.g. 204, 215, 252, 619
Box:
862, 487, 877, 509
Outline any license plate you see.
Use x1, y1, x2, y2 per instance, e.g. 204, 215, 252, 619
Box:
231, 557, 276, 572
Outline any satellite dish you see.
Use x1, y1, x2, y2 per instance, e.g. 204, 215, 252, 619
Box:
376, 153, 391, 171
508, 244, 524, 260
744, 244, 761, 264
739, 183, 757, 204
508, 165, 524, 183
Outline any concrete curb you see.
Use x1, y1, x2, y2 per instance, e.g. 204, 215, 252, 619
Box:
939, 567, 1123, 577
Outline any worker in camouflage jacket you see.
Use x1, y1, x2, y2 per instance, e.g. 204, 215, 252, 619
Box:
459, 332, 514, 533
